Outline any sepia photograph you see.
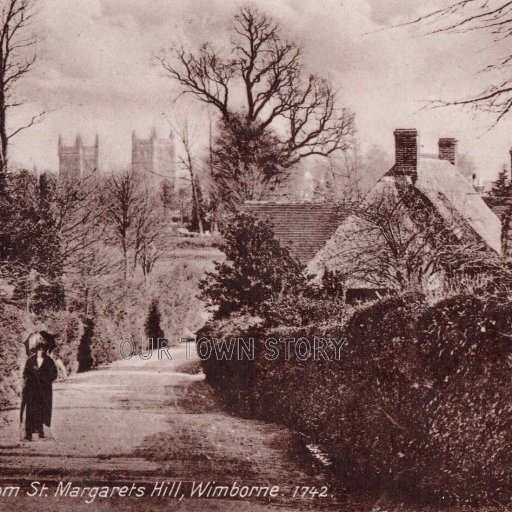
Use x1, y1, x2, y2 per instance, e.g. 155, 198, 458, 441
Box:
0, 0, 511, 510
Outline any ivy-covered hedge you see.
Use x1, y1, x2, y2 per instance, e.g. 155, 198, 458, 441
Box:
199, 293, 512, 504
415, 295, 512, 503
0, 304, 120, 411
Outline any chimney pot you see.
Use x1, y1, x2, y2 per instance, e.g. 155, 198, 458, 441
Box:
438, 138, 457, 166
394, 129, 418, 180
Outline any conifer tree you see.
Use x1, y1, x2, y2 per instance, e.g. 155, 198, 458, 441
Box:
491, 166, 510, 199
199, 211, 304, 319
144, 299, 165, 349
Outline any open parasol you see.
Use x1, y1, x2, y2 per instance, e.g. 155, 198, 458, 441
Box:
23, 330, 57, 356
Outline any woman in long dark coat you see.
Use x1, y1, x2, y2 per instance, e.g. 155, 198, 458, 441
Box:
21, 339, 58, 441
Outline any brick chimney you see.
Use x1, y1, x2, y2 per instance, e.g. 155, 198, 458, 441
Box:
394, 129, 418, 181
438, 138, 457, 166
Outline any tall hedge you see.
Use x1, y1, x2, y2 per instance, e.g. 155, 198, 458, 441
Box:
199, 292, 512, 504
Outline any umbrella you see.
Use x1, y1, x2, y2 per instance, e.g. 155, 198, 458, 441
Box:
23, 330, 57, 356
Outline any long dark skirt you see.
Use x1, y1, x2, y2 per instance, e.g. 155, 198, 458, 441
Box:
21, 355, 58, 437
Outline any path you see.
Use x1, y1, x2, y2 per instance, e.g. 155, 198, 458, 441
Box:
0, 346, 342, 511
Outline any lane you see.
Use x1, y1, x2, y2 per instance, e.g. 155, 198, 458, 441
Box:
0, 345, 340, 511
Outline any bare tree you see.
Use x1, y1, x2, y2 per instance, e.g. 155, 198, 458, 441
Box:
46, 173, 118, 314
104, 169, 170, 282
0, 0, 44, 190
173, 121, 204, 233
411, 1, 512, 122
131, 187, 168, 281
157, 5, 354, 204
49, 173, 106, 272
104, 169, 143, 280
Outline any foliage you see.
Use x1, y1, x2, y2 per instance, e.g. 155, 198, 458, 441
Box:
261, 269, 347, 328
0, 171, 65, 314
46, 311, 84, 376
196, 314, 263, 414
0, 301, 28, 409
210, 114, 294, 206
144, 299, 165, 349
198, 211, 304, 319
491, 166, 510, 199
77, 317, 94, 372
200, 291, 512, 504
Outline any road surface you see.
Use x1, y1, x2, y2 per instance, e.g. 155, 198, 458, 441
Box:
0, 345, 341, 511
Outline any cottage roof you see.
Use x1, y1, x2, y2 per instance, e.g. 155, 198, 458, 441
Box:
415, 157, 501, 253
243, 202, 349, 263
308, 157, 502, 286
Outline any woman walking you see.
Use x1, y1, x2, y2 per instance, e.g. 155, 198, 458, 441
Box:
21, 332, 58, 441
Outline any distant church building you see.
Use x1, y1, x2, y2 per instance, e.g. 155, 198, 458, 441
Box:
131, 128, 176, 186
58, 134, 99, 178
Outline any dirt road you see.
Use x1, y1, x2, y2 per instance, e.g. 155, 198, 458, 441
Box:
0, 345, 342, 511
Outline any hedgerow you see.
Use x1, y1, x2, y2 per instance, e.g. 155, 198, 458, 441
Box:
199, 292, 512, 504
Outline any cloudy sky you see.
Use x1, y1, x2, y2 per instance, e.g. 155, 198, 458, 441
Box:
9, 0, 512, 180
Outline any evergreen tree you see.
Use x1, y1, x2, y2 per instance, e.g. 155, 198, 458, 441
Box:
159, 179, 174, 214
199, 211, 304, 319
144, 299, 165, 350
189, 175, 205, 232
491, 166, 510, 198
77, 318, 94, 373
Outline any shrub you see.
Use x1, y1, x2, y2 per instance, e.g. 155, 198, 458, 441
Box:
200, 291, 512, 504
46, 311, 84, 376
145, 299, 165, 349
199, 211, 304, 319
196, 314, 263, 414
414, 295, 512, 504
0, 302, 29, 409
77, 317, 94, 372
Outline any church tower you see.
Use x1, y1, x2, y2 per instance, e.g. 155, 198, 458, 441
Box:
58, 134, 99, 178
131, 128, 176, 187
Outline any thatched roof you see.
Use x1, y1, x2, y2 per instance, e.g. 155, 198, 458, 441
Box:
308, 157, 501, 287
415, 157, 501, 253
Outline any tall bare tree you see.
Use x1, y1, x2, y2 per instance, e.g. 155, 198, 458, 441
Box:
157, 5, 354, 205
411, 1, 512, 122
104, 169, 169, 282
0, 0, 43, 190
131, 187, 168, 281
174, 121, 204, 233
104, 170, 143, 280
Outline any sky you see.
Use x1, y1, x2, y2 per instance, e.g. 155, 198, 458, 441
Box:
9, 0, 512, 181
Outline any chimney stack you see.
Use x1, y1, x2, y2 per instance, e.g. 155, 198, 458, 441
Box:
394, 129, 418, 181
438, 138, 457, 166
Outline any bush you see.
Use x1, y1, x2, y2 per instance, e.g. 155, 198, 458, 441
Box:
145, 299, 165, 349
46, 311, 84, 376
196, 314, 263, 414
199, 211, 304, 319
414, 295, 512, 504
0, 302, 29, 409
200, 291, 512, 504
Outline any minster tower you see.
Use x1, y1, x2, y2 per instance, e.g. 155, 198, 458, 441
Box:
58, 134, 99, 179
131, 128, 176, 186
